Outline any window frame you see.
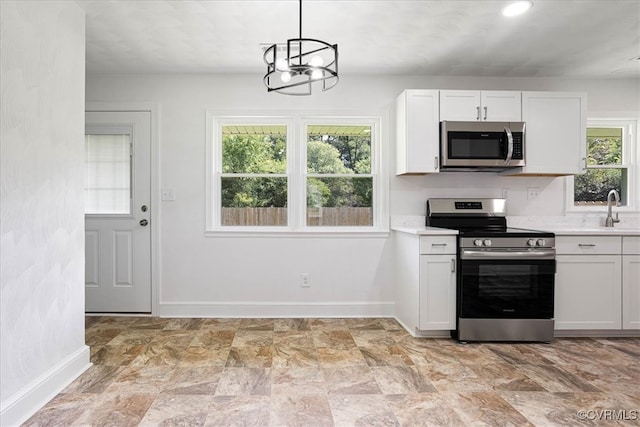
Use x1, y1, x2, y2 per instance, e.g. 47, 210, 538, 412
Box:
206, 112, 387, 236
300, 116, 380, 231
208, 115, 294, 232
566, 118, 638, 213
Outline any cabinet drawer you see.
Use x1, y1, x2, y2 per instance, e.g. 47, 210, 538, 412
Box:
623, 236, 640, 255
420, 236, 456, 255
556, 236, 621, 255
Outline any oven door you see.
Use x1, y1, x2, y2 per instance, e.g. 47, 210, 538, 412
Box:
458, 251, 555, 319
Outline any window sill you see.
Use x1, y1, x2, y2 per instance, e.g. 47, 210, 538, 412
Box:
204, 228, 390, 238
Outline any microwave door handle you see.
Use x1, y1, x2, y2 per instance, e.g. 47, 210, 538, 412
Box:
504, 127, 514, 165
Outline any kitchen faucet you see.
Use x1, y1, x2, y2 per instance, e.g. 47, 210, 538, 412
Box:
605, 189, 620, 227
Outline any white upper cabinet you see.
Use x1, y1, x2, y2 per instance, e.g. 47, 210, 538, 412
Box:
395, 89, 587, 176
396, 90, 440, 175
440, 90, 522, 122
515, 91, 587, 176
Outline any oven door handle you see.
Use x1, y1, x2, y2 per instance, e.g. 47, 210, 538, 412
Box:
460, 249, 556, 260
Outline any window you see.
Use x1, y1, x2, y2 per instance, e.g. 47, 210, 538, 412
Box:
220, 123, 289, 226
569, 119, 637, 210
85, 130, 132, 214
208, 115, 384, 233
306, 124, 373, 227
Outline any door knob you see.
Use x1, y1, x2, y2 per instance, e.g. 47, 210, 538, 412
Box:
139, 219, 148, 226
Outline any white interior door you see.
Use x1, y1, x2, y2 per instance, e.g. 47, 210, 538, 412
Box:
85, 111, 151, 313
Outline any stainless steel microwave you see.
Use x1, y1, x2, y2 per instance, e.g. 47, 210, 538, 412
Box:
440, 121, 525, 170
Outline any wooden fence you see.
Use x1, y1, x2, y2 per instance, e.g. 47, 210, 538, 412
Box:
221, 207, 372, 226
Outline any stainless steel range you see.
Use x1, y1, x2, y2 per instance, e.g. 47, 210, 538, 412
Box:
426, 198, 556, 343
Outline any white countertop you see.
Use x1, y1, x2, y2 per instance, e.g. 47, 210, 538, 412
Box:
391, 215, 639, 236
507, 216, 640, 236
539, 227, 640, 236
393, 225, 639, 236
391, 226, 458, 235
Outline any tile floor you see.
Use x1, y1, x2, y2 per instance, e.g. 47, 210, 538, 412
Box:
23, 317, 640, 426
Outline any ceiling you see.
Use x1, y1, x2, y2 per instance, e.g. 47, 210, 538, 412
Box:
78, 0, 640, 79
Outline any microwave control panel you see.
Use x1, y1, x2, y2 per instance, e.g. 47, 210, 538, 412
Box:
512, 133, 524, 160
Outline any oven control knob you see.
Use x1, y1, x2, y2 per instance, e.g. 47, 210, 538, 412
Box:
537, 239, 546, 247
474, 239, 483, 247
483, 239, 492, 247
527, 239, 537, 247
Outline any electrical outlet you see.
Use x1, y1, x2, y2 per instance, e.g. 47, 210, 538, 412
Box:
527, 187, 541, 200
300, 273, 311, 288
502, 188, 509, 199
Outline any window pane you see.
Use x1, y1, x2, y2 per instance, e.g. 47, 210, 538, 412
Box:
574, 168, 626, 206
307, 125, 371, 174
586, 127, 622, 166
85, 134, 130, 214
307, 177, 373, 226
221, 177, 287, 226
222, 125, 286, 173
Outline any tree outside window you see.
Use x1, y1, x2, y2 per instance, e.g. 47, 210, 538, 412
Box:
211, 116, 381, 231
306, 125, 373, 226
220, 125, 288, 226
574, 127, 627, 206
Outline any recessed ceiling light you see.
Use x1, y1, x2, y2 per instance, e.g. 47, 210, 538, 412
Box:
502, 1, 533, 17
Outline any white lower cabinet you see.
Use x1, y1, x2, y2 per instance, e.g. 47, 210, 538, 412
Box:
419, 255, 456, 330
395, 232, 456, 335
555, 254, 622, 330
623, 236, 640, 329
555, 235, 628, 331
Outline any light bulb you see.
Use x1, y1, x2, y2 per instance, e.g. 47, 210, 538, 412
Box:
309, 56, 323, 67
502, 1, 533, 17
276, 58, 289, 71
281, 72, 292, 83
311, 69, 323, 80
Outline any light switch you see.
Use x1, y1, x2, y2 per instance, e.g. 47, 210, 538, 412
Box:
161, 188, 175, 201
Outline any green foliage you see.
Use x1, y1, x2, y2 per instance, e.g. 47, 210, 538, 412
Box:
221, 130, 373, 209
307, 140, 350, 174
222, 134, 286, 173
221, 133, 287, 207
574, 133, 624, 204
221, 177, 287, 208
307, 134, 371, 173
306, 134, 372, 208
574, 169, 623, 203
586, 136, 621, 166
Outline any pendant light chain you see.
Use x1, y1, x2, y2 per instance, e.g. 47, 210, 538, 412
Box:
298, 0, 303, 66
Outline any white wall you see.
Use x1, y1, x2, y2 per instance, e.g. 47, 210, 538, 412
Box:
0, 2, 89, 424
85, 73, 639, 317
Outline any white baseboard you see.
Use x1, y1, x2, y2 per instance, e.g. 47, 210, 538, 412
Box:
158, 301, 395, 318
0, 346, 91, 427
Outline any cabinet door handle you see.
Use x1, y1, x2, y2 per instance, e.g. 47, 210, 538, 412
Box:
582, 157, 587, 171
483, 106, 488, 120
434, 156, 439, 170
476, 106, 480, 121
578, 243, 596, 247
431, 243, 448, 247
451, 259, 456, 272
